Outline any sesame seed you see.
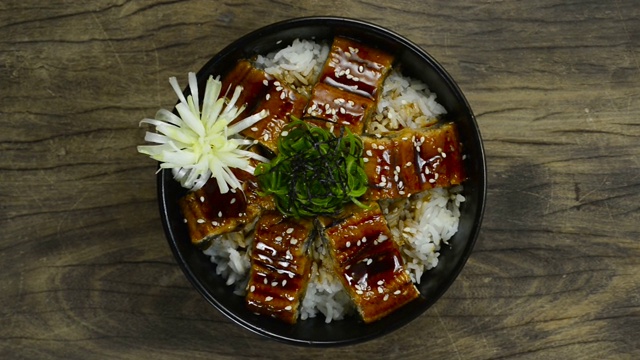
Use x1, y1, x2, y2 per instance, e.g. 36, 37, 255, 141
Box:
363, 158, 369, 163
362, 236, 367, 243
280, 91, 286, 99
371, 143, 378, 149
367, 258, 373, 265
290, 239, 298, 245
263, 79, 268, 86
346, 241, 351, 248
212, 221, 219, 226
250, 285, 255, 292
263, 133, 269, 141
285, 305, 292, 311
230, 198, 236, 204
378, 286, 384, 293
383, 294, 389, 301
264, 278, 268, 284
286, 227, 294, 234
282, 280, 287, 286
394, 290, 401, 295
196, 219, 205, 224
275, 236, 283, 241
183, 218, 187, 223
281, 131, 289, 137
358, 65, 364, 73
405, 162, 413, 167
377, 280, 384, 285
199, 196, 205, 203
265, 296, 273, 302
442, 152, 447, 158
218, 211, 223, 217
356, 290, 363, 295
429, 178, 436, 184
272, 282, 278, 287
265, 93, 271, 100
366, 150, 373, 157
339, 107, 346, 114
274, 81, 280, 86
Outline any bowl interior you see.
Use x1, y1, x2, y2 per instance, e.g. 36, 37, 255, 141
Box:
158, 17, 486, 346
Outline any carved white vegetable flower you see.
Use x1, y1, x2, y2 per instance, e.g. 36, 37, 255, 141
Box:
138, 73, 268, 193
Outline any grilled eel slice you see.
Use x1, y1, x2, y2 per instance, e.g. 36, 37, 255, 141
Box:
304, 37, 394, 136
318, 202, 420, 323
238, 78, 308, 154
362, 122, 466, 200
178, 147, 275, 248
318, 36, 394, 101
224, 60, 309, 154
245, 211, 315, 324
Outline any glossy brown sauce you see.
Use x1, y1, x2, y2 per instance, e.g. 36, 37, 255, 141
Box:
242, 80, 308, 152
319, 37, 393, 100
362, 124, 465, 200
305, 82, 373, 135
245, 212, 314, 324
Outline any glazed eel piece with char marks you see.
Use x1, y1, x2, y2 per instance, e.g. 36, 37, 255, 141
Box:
318, 202, 420, 323
224, 60, 309, 153
362, 122, 466, 200
245, 211, 315, 324
304, 37, 394, 136
179, 149, 275, 248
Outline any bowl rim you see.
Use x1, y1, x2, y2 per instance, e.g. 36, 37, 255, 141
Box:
157, 16, 487, 347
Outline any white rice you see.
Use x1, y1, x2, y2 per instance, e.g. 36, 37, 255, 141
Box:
368, 69, 448, 134
382, 186, 464, 283
254, 39, 330, 95
201, 39, 464, 322
298, 234, 355, 322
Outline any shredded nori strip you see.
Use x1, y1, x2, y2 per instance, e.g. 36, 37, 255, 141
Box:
255, 118, 368, 218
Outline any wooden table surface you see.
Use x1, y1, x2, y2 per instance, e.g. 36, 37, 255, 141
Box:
2, 0, 638, 358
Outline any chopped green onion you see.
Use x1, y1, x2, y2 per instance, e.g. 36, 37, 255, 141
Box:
255, 119, 368, 218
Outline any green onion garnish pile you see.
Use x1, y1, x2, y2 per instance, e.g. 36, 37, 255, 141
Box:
255, 119, 368, 218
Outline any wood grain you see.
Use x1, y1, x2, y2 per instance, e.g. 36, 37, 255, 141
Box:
1, 0, 639, 359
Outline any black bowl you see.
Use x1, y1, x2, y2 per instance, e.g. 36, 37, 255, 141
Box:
158, 16, 486, 346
